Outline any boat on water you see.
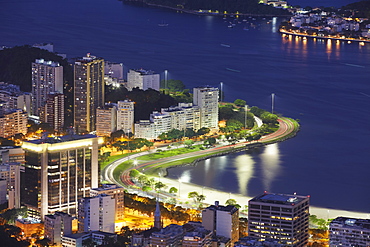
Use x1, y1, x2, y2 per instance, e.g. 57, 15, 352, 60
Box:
221, 44, 231, 47
158, 21, 168, 27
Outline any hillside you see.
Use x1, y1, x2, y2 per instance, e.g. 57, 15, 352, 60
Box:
122, 0, 291, 16
339, 0, 370, 18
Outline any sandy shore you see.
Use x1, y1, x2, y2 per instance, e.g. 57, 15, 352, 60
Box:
158, 177, 369, 220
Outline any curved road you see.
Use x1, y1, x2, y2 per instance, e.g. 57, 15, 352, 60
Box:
102, 117, 297, 190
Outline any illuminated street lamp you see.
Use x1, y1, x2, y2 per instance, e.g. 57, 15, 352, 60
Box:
271, 93, 275, 114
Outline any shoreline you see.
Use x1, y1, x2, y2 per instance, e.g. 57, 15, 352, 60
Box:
122, 0, 291, 17
280, 29, 370, 43
158, 176, 369, 220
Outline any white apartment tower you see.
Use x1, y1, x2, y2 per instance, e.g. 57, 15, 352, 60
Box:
31, 59, 63, 116
0, 162, 24, 208
78, 194, 115, 233
116, 100, 135, 134
202, 201, 239, 245
248, 193, 310, 247
150, 112, 171, 138
40, 92, 64, 131
329, 217, 370, 247
193, 87, 219, 130
0, 109, 27, 138
127, 69, 160, 91
44, 212, 73, 247
90, 184, 125, 223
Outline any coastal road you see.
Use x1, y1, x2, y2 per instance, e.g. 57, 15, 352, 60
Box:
102, 117, 297, 189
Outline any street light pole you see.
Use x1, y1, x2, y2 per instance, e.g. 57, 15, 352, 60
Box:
245, 105, 248, 129
271, 93, 275, 114
164, 70, 168, 91
220, 82, 223, 102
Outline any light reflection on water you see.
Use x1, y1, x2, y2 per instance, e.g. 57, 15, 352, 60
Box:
234, 153, 255, 195
259, 143, 281, 191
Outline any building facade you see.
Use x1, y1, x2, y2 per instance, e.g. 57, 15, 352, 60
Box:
127, 69, 160, 91
74, 54, 105, 134
116, 100, 134, 134
202, 201, 239, 245
90, 184, 125, 225
150, 224, 184, 247
78, 194, 115, 233
193, 87, 219, 130
40, 92, 64, 131
31, 59, 63, 116
0, 109, 27, 138
0, 162, 24, 208
96, 104, 117, 137
21, 135, 102, 219
248, 193, 310, 247
329, 217, 370, 247
44, 211, 73, 247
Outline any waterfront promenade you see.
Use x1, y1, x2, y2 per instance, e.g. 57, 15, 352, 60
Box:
280, 29, 370, 43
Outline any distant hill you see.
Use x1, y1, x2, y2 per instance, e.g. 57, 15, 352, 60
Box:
122, 0, 291, 16
339, 0, 370, 18
0, 45, 72, 92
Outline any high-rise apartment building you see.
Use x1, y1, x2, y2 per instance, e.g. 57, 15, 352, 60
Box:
44, 211, 73, 247
21, 135, 102, 219
90, 184, 125, 222
161, 103, 201, 131
248, 193, 310, 247
0, 109, 27, 138
116, 100, 135, 134
0, 162, 24, 208
96, 104, 117, 137
78, 194, 115, 233
74, 54, 104, 134
329, 217, 370, 247
31, 59, 63, 116
40, 92, 64, 131
104, 61, 124, 80
202, 201, 239, 245
127, 69, 160, 91
150, 111, 172, 138
193, 87, 219, 130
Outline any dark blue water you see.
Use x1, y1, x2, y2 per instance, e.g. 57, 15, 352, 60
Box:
289, 0, 359, 7
1, 0, 370, 212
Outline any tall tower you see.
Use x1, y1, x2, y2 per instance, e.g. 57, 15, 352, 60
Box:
193, 87, 219, 130
154, 200, 162, 229
21, 135, 102, 219
202, 201, 239, 245
31, 59, 63, 116
40, 92, 64, 131
74, 54, 104, 134
78, 194, 115, 233
116, 100, 135, 134
248, 192, 310, 247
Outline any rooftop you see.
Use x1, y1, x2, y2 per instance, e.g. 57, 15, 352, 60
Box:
25, 134, 98, 145
331, 217, 370, 230
250, 193, 309, 205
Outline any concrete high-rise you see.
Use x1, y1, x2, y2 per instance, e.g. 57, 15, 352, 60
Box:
248, 193, 310, 247
31, 59, 63, 116
74, 54, 104, 134
96, 104, 117, 137
21, 135, 103, 219
40, 92, 64, 131
202, 201, 239, 245
127, 69, 160, 91
44, 212, 73, 247
193, 87, 219, 130
329, 217, 370, 247
78, 194, 115, 233
90, 184, 125, 231
116, 100, 134, 134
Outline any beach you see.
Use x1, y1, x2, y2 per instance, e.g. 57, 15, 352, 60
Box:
158, 177, 370, 220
